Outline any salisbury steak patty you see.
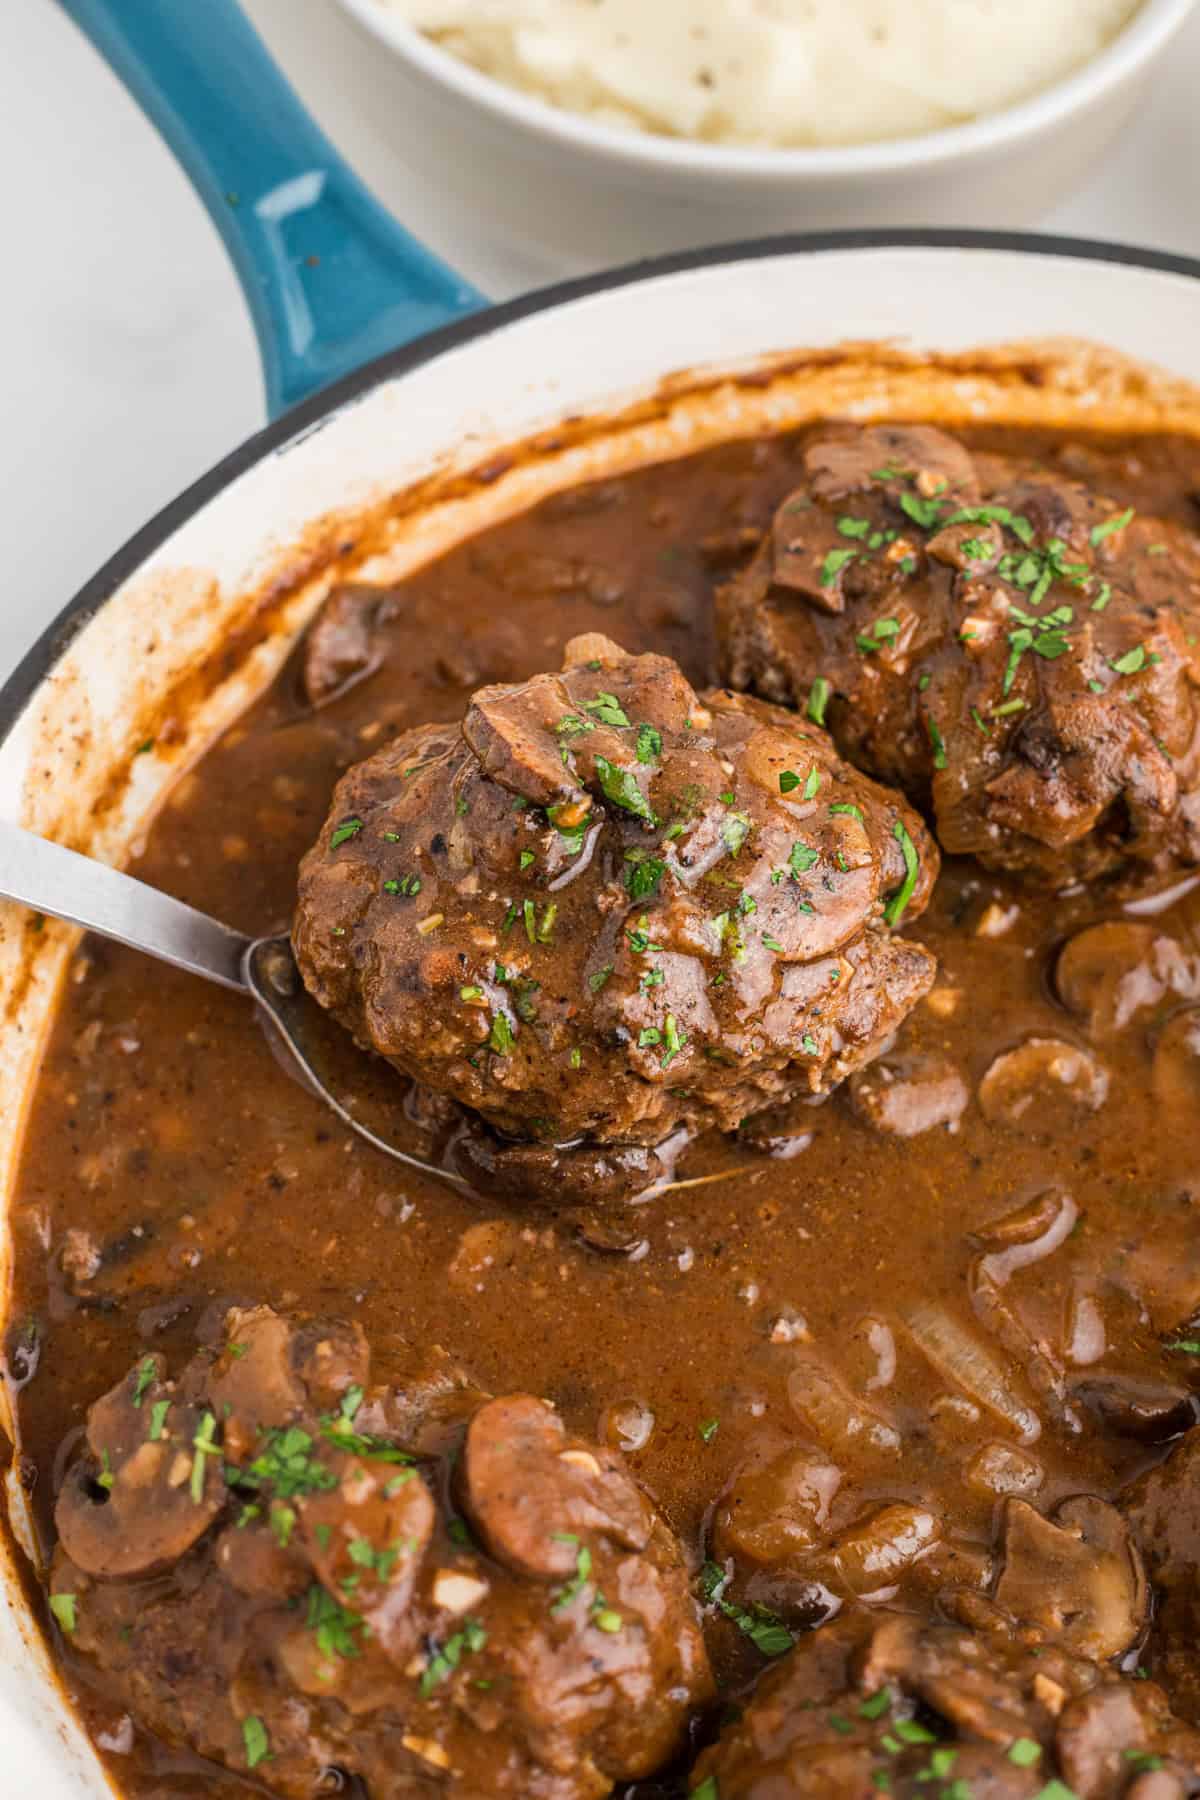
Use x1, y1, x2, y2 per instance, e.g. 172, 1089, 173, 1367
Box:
293, 634, 938, 1178
52, 1307, 712, 1800
719, 421, 1200, 884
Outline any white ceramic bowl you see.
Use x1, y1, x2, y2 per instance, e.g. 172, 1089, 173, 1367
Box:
334, 0, 1197, 269
3, 235, 1200, 1793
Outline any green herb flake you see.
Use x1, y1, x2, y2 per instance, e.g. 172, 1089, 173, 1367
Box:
588, 965, 614, 993
489, 1012, 515, 1055
593, 1608, 623, 1633
131, 1356, 157, 1407
636, 723, 662, 763
519, 850, 536, 871
1009, 1739, 1042, 1767
242, 1717, 270, 1770
190, 1412, 219, 1503
806, 677, 831, 726
829, 802, 863, 822
97, 1449, 115, 1491
692, 1779, 720, 1800
662, 1014, 688, 1068
307, 1584, 365, 1661
837, 515, 871, 539
828, 1712, 855, 1736
820, 548, 858, 587
803, 767, 821, 801
899, 491, 943, 530
583, 691, 631, 728
551, 1543, 593, 1614
1166, 1338, 1200, 1354
49, 1593, 77, 1635
699, 1418, 720, 1444
594, 755, 655, 823
148, 1399, 170, 1441
883, 821, 920, 929
789, 841, 819, 876
721, 813, 751, 856
1110, 644, 1148, 676
626, 855, 666, 901
330, 819, 363, 848
859, 1689, 891, 1720
801, 1033, 819, 1056
927, 718, 948, 770
779, 770, 800, 794
893, 1719, 936, 1745
1090, 506, 1134, 545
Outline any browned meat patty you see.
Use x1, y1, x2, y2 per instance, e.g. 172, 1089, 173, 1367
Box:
718, 422, 1200, 884
51, 1306, 711, 1800
689, 1607, 1200, 1798
292, 633, 938, 1194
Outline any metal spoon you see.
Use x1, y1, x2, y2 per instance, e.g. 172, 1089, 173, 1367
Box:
0, 821, 467, 1186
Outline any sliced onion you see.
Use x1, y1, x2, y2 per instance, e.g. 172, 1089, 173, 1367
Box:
829, 1503, 941, 1597
906, 1303, 1040, 1444
787, 1357, 901, 1460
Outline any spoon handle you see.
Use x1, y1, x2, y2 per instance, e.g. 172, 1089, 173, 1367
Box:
0, 823, 251, 993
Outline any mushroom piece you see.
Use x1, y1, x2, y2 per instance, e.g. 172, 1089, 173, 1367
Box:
711, 1442, 841, 1567
993, 1495, 1148, 1662
1056, 922, 1200, 1039
207, 1305, 369, 1461
459, 1393, 651, 1580
299, 1453, 435, 1664
56, 1361, 225, 1579
848, 1051, 968, 1138
978, 1037, 1109, 1129
302, 586, 390, 707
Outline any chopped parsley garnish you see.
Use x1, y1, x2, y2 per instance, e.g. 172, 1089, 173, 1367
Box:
859, 1689, 891, 1720
899, 491, 943, 530
460, 985, 484, 1002
307, 1584, 365, 1660
837, 515, 871, 539
242, 1717, 270, 1770
385, 873, 421, 897
555, 713, 594, 739
699, 1561, 795, 1658
819, 548, 858, 587
1009, 1739, 1042, 1767
893, 1720, 936, 1746
49, 1593, 77, 1634
420, 1618, 487, 1696
229, 1425, 337, 1500
942, 503, 1035, 546
148, 1399, 170, 1441
699, 1418, 719, 1443
588, 965, 614, 993
807, 676, 831, 726
789, 841, 819, 876
762, 935, 784, 953
721, 813, 751, 856
662, 1014, 687, 1067
638, 1028, 662, 1048
625, 855, 665, 901
926, 718, 948, 769
801, 1033, 819, 1055
330, 819, 363, 848
191, 1412, 219, 1503
856, 618, 902, 655
1110, 644, 1148, 675
779, 770, 800, 794
519, 850, 536, 871
583, 691, 631, 728
551, 1541, 593, 1613
131, 1356, 157, 1406
97, 1450, 115, 1491
692, 1780, 719, 1800
489, 1012, 515, 1054
883, 821, 920, 928
636, 723, 662, 763
829, 802, 863, 822
1090, 506, 1134, 545
594, 755, 655, 823
803, 767, 821, 801
1165, 1338, 1200, 1354
347, 1535, 400, 1580
593, 1608, 623, 1633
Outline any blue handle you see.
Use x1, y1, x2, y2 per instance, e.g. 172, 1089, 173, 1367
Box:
58, 0, 488, 417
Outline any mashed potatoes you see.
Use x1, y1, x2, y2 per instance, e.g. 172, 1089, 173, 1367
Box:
383, 0, 1142, 148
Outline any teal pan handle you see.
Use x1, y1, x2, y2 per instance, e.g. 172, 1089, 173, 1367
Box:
58, 0, 488, 417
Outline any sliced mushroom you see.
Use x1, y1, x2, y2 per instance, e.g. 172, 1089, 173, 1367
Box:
1056, 922, 1200, 1039
711, 1443, 841, 1567
460, 1394, 651, 1580
978, 1037, 1109, 1129
56, 1364, 224, 1579
848, 1053, 968, 1139
1073, 1372, 1198, 1444
301, 586, 392, 707
299, 1453, 434, 1663
993, 1496, 1147, 1662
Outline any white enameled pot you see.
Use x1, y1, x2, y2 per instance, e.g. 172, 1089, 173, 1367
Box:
7, 8, 1200, 1797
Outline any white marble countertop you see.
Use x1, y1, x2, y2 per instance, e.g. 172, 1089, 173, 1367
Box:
3, 0, 1199, 686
